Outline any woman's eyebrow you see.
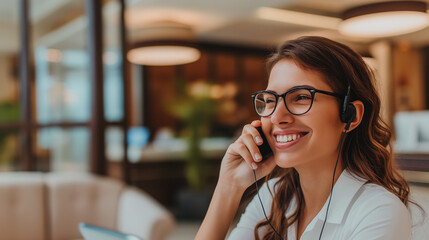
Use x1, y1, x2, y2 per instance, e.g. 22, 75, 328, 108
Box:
264, 89, 277, 94
266, 84, 316, 93
289, 84, 315, 90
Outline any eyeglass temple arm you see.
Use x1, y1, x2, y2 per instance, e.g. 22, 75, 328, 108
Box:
315, 89, 344, 99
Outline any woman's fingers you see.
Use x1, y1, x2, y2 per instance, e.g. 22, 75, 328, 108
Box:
241, 133, 263, 164
228, 141, 256, 169
250, 120, 262, 127
229, 123, 268, 169
242, 124, 263, 147
220, 121, 275, 189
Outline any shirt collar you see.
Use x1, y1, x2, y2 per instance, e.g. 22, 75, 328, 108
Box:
315, 169, 367, 224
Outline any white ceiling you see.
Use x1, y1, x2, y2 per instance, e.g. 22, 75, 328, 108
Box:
1, 0, 429, 53
125, 0, 429, 51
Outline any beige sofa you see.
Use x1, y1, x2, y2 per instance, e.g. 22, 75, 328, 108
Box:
0, 172, 175, 240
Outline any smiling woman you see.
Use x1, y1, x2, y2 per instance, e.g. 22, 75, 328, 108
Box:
195, 36, 416, 240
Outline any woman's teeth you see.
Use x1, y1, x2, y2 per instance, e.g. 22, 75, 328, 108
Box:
276, 134, 301, 143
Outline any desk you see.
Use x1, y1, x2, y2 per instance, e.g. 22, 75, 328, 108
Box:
127, 145, 429, 207
129, 157, 222, 208
128, 138, 232, 207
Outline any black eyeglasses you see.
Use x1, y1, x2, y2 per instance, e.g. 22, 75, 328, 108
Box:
251, 87, 343, 117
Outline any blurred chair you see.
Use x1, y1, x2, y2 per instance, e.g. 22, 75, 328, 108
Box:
0, 172, 175, 240
394, 110, 429, 152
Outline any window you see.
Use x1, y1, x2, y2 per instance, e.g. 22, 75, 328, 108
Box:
0, 0, 21, 171
0, 0, 128, 175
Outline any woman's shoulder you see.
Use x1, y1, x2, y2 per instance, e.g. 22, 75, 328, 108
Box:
347, 181, 411, 227
343, 171, 408, 213
342, 182, 411, 239
358, 182, 408, 209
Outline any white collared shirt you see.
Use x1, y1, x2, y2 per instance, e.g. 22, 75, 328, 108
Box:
228, 170, 411, 240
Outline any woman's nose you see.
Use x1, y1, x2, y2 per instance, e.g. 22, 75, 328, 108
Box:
269, 98, 294, 125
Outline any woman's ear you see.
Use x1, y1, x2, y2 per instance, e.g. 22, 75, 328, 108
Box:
347, 100, 364, 132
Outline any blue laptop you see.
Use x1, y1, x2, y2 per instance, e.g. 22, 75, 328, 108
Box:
79, 222, 142, 240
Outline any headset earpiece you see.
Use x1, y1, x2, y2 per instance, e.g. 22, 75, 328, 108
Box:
342, 104, 356, 131
340, 85, 356, 131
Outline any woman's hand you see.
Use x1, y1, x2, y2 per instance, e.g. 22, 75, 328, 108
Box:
195, 120, 277, 240
218, 120, 277, 192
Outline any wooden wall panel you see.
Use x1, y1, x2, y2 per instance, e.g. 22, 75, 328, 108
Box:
143, 46, 268, 138
242, 56, 269, 122
216, 53, 236, 84
183, 52, 208, 82
146, 66, 178, 136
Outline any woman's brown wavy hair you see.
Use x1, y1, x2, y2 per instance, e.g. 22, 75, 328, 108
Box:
254, 36, 411, 240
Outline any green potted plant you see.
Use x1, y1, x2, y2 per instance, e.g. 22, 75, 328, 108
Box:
167, 80, 218, 219
169, 80, 217, 190
0, 101, 20, 169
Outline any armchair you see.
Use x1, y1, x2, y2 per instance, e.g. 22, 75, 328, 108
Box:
0, 172, 175, 240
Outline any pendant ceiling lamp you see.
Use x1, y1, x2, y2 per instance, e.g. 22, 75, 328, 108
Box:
127, 22, 201, 66
339, 1, 429, 38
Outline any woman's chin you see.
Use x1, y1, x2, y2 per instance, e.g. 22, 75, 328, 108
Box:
274, 153, 300, 169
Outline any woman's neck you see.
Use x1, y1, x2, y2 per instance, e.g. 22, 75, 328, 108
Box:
297, 161, 344, 220
295, 162, 343, 239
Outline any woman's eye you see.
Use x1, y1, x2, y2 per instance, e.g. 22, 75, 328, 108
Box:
296, 95, 311, 101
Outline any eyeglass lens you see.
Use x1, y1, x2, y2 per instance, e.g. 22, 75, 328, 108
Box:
254, 88, 313, 116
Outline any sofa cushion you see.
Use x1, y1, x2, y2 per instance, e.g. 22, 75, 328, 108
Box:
117, 187, 175, 240
45, 172, 124, 240
0, 172, 47, 240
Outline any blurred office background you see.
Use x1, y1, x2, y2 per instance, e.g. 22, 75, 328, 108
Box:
0, 0, 429, 239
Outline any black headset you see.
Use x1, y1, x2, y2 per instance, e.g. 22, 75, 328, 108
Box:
319, 84, 356, 239
340, 85, 356, 131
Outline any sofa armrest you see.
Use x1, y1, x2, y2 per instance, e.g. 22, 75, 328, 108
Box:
0, 172, 47, 240
117, 187, 175, 240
